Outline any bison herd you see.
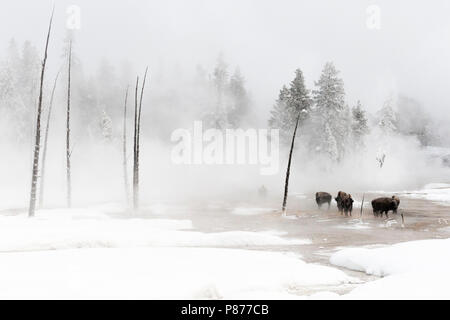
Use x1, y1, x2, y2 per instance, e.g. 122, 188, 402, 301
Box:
315, 191, 401, 218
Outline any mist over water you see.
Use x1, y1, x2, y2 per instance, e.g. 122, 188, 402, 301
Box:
1, 0, 450, 210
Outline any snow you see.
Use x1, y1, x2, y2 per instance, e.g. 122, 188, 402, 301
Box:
404, 182, 450, 206
231, 207, 276, 216
3, 203, 449, 299
0, 205, 353, 299
0, 247, 355, 299
422, 183, 450, 189
330, 238, 450, 299
334, 219, 371, 230
0, 207, 310, 252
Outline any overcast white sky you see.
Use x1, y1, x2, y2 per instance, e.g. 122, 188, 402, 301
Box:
1, 0, 450, 118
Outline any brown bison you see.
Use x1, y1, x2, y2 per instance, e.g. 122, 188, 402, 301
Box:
335, 191, 354, 216
372, 196, 400, 218
342, 195, 354, 216
316, 192, 332, 209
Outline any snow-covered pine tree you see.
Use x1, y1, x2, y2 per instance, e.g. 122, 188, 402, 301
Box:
288, 69, 311, 124
0, 39, 41, 142
378, 99, 397, 134
269, 86, 290, 129
312, 62, 349, 161
228, 67, 249, 127
269, 69, 310, 144
351, 100, 369, 145
211, 55, 229, 128
396, 96, 436, 146
323, 121, 339, 162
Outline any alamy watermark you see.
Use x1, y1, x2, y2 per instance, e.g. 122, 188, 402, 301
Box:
171, 121, 280, 175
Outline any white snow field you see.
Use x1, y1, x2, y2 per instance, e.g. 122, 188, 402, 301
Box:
0, 247, 355, 299
330, 239, 450, 299
0, 206, 311, 252
2, 203, 450, 299
0, 205, 357, 299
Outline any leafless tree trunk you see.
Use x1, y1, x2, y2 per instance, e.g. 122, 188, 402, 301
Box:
133, 76, 140, 211
28, 8, 54, 217
281, 114, 300, 216
66, 41, 72, 208
123, 86, 130, 205
133, 67, 148, 211
360, 193, 365, 219
39, 70, 61, 209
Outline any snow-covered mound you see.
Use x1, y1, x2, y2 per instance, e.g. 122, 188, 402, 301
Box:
404, 182, 450, 205
0, 247, 354, 299
0, 207, 309, 252
422, 183, 450, 189
330, 239, 450, 299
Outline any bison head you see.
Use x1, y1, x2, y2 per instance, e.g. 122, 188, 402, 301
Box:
392, 195, 400, 206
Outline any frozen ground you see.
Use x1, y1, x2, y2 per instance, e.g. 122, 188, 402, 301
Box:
401, 183, 450, 206
0, 248, 354, 299
330, 238, 450, 299
1, 185, 450, 299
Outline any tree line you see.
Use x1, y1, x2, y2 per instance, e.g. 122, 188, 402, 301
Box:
269, 62, 439, 162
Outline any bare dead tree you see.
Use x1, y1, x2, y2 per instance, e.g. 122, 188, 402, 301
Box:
123, 86, 130, 205
376, 153, 386, 168
133, 76, 140, 211
66, 41, 72, 208
28, 7, 54, 217
401, 210, 405, 228
360, 193, 365, 220
133, 67, 149, 211
281, 113, 300, 215
39, 69, 61, 209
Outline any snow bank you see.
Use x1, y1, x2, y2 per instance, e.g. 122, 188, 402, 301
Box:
404, 183, 450, 206
0, 247, 354, 299
330, 239, 450, 299
0, 208, 309, 252
422, 183, 450, 189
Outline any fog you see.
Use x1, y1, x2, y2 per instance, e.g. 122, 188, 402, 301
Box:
3, 1, 450, 115
1, 0, 450, 210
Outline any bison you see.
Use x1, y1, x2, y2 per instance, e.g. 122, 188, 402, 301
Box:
342, 195, 354, 216
335, 191, 353, 216
371, 196, 400, 218
316, 192, 332, 209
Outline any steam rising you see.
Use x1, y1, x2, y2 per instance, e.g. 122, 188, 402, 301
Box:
1, 0, 450, 210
